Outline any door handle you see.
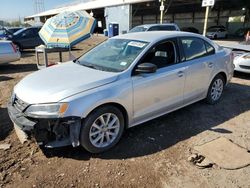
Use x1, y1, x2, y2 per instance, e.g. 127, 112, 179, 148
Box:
208, 62, 214, 68
177, 71, 184, 77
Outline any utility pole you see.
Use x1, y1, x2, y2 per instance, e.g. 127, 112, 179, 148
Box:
159, 0, 165, 24
202, 0, 215, 36
203, 6, 209, 36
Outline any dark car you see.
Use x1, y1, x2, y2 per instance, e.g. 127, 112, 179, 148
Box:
6, 27, 44, 50
181, 27, 199, 34
7, 27, 23, 34
0, 28, 12, 39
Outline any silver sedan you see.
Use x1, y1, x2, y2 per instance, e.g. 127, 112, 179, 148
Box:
0, 41, 20, 65
8, 31, 234, 153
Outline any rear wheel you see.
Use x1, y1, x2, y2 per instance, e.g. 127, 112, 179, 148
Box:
214, 35, 217, 39
14, 43, 22, 52
206, 74, 225, 105
80, 106, 124, 153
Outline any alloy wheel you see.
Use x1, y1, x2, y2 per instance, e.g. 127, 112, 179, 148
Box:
89, 113, 120, 148
211, 78, 223, 101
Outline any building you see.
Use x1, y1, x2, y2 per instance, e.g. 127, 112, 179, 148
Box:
25, 0, 248, 34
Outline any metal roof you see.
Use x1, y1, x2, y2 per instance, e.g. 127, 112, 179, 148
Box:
25, 0, 153, 19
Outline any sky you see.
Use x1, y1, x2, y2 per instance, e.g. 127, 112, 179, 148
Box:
0, 0, 76, 21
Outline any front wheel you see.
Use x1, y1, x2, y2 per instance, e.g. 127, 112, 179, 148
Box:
206, 75, 225, 105
80, 106, 124, 153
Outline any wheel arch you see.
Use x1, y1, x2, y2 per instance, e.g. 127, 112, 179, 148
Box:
83, 102, 129, 129
217, 71, 227, 84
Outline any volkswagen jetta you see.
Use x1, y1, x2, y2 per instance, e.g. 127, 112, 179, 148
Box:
8, 31, 234, 153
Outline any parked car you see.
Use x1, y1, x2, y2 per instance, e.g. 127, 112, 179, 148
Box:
8, 31, 234, 153
181, 27, 199, 34
7, 27, 23, 34
129, 23, 180, 33
233, 51, 250, 74
208, 25, 226, 30
206, 27, 228, 39
0, 28, 12, 40
0, 40, 20, 64
5, 26, 43, 50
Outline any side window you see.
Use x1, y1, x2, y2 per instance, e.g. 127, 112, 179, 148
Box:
204, 41, 215, 55
160, 25, 176, 31
140, 40, 176, 69
148, 26, 160, 31
22, 29, 34, 37
181, 37, 207, 61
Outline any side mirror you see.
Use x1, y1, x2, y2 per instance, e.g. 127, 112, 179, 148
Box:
136, 63, 157, 74
22, 33, 26, 37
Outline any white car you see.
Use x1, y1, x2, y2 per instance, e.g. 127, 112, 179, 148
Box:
233, 51, 250, 73
206, 28, 228, 39
129, 24, 180, 33
0, 41, 20, 64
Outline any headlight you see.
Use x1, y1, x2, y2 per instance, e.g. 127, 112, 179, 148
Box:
25, 103, 69, 118
242, 53, 250, 59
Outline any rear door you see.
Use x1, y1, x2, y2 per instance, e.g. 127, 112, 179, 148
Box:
33, 28, 43, 46
218, 28, 227, 38
16, 28, 35, 48
179, 37, 216, 104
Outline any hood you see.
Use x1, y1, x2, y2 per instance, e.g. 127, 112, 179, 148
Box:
14, 62, 118, 104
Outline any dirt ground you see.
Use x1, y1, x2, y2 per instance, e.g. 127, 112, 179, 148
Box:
0, 35, 250, 188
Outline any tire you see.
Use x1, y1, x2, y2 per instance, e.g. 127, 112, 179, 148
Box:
214, 35, 217, 39
15, 43, 22, 52
206, 74, 225, 105
225, 34, 228, 39
80, 105, 125, 153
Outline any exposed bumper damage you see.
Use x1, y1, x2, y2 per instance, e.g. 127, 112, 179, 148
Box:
7, 102, 81, 148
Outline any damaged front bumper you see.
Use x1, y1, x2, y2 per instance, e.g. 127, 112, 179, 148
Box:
7, 102, 82, 148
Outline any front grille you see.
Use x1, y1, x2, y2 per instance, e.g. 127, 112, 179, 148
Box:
239, 65, 250, 70
13, 96, 29, 112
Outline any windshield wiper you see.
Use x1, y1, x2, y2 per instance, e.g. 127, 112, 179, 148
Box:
74, 60, 120, 72
75, 60, 99, 70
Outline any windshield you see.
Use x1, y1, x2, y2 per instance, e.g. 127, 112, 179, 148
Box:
77, 39, 149, 72
129, 26, 148, 33
207, 28, 218, 32
13, 28, 26, 36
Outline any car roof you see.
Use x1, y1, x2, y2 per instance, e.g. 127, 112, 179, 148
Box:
136, 23, 177, 28
114, 31, 205, 43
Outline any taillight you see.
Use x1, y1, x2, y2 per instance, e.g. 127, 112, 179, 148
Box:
10, 43, 17, 53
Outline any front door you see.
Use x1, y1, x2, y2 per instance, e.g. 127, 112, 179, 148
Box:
131, 39, 186, 125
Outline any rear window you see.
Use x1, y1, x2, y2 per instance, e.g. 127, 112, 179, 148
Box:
205, 41, 215, 55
